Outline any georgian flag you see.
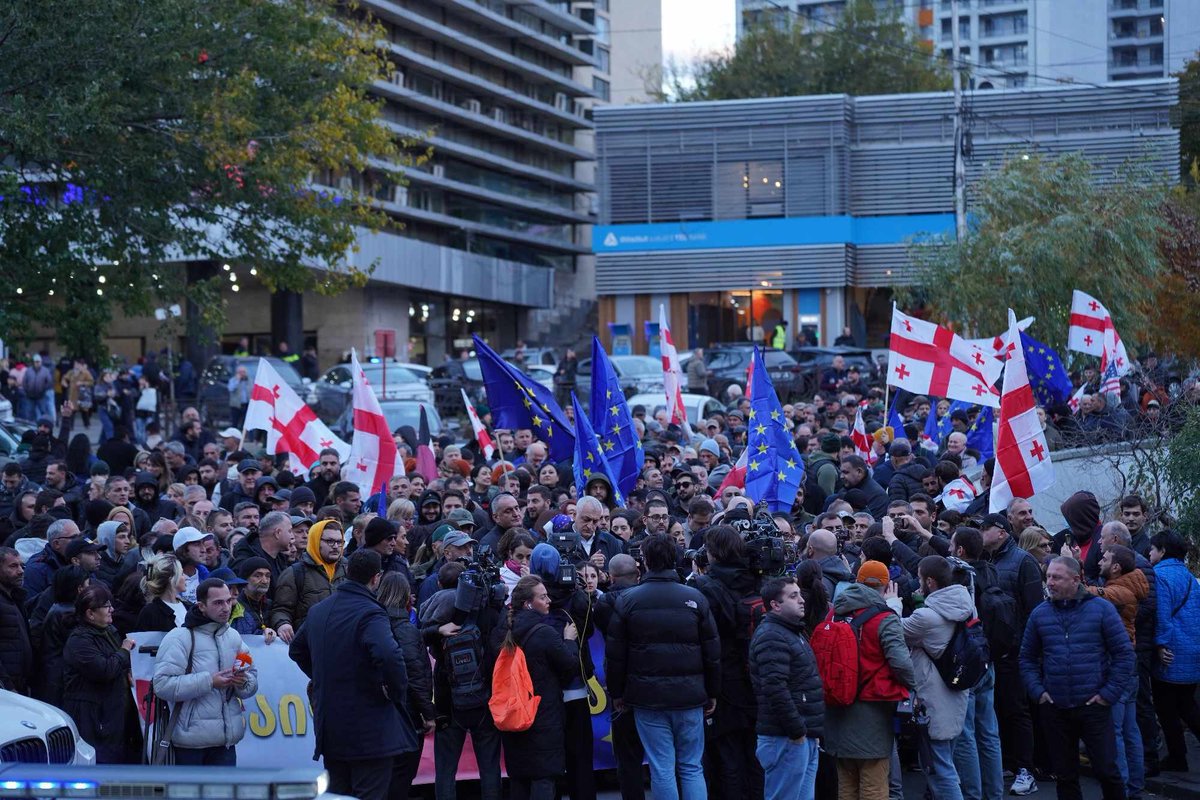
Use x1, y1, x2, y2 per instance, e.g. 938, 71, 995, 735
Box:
938, 477, 978, 513
462, 388, 496, 460
851, 407, 876, 465
886, 305, 1002, 408
990, 309, 1055, 514
1068, 290, 1129, 366
242, 358, 350, 475
1067, 383, 1087, 414
659, 304, 693, 437
345, 350, 403, 497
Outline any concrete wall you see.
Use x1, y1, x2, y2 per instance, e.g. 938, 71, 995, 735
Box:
1023, 441, 1167, 532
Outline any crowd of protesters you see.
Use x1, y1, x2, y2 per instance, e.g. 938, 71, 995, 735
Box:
0, 343, 1198, 800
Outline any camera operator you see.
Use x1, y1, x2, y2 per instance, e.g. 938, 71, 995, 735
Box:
692, 524, 764, 800
529, 540, 600, 800
596, 554, 647, 800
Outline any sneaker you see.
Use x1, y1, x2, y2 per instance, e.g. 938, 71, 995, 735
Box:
1010, 769, 1039, 796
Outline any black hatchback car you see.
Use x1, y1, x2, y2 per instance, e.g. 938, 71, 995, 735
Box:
197, 356, 307, 427
788, 346, 876, 396
702, 345, 806, 402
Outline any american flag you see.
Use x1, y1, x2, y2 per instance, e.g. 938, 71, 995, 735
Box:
1099, 359, 1121, 397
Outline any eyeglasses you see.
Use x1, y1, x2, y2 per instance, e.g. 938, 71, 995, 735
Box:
646, 514, 670, 522
319, 538, 344, 547
822, 525, 847, 533
91, 602, 114, 611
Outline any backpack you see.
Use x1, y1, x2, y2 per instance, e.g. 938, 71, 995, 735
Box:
810, 607, 890, 707
489, 625, 544, 732
735, 594, 766, 642
930, 618, 990, 691
443, 624, 488, 711
973, 562, 1019, 657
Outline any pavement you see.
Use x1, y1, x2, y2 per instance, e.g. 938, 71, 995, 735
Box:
1144, 737, 1200, 799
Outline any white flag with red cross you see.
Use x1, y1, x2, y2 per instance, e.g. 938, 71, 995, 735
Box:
659, 305, 693, 437
462, 388, 496, 460
345, 349, 403, 497
938, 476, 978, 513
886, 305, 1002, 408
1068, 290, 1130, 366
990, 309, 1055, 514
851, 407, 876, 465
242, 358, 350, 475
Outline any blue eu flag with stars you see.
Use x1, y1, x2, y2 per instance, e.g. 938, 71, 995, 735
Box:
589, 336, 644, 497
744, 347, 804, 513
965, 405, 995, 460
887, 395, 908, 442
1020, 332, 1073, 408
922, 399, 969, 448
473, 335, 575, 462
572, 393, 624, 506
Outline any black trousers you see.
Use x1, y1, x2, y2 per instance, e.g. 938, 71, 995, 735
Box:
993, 654, 1034, 772
388, 736, 424, 800
563, 698, 596, 800
1042, 703, 1124, 800
326, 756, 394, 800
511, 777, 556, 800
1135, 652, 1160, 769
1151, 679, 1200, 765
610, 704, 646, 800
705, 727, 764, 800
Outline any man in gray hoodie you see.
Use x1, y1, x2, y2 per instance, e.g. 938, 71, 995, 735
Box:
903, 556, 976, 800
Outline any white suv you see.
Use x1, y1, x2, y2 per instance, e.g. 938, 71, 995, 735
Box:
0, 690, 95, 766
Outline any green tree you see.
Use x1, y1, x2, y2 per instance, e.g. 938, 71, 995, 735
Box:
666, 0, 950, 102
901, 152, 1167, 345
0, 0, 415, 359
1165, 405, 1200, 554
1174, 52, 1200, 183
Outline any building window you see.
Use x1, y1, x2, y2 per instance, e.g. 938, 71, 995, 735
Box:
593, 76, 610, 101
595, 15, 610, 43
597, 45, 611, 74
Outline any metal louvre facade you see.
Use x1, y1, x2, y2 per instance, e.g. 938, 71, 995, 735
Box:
594, 81, 1179, 291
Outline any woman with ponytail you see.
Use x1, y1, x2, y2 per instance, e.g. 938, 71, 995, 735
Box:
500, 575, 579, 800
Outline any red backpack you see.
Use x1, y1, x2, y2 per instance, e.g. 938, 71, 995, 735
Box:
489, 627, 543, 732
810, 607, 890, 707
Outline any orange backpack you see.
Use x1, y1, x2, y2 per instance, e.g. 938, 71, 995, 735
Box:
489, 626, 544, 732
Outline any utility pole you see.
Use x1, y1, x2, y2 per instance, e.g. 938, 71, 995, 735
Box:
951, 0, 966, 240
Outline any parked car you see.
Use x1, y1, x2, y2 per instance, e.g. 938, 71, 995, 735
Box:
788, 346, 875, 396
332, 399, 443, 442
500, 347, 558, 368
702, 345, 806, 402
308, 360, 434, 424
576, 355, 664, 406
430, 358, 485, 418
0, 420, 22, 468
525, 364, 557, 394
0, 689, 96, 765
624, 392, 727, 429
197, 356, 307, 428
0, 396, 12, 423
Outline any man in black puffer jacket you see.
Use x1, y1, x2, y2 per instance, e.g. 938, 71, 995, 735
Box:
609, 534, 720, 800
750, 575, 824, 800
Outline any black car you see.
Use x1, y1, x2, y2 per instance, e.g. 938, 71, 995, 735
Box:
788, 346, 876, 396
702, 345, 806, 402
332, 399, 444, 441
197, 356, 307, 427
429, 358, 485, 418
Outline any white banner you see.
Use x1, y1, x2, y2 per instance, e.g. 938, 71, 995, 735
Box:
129, 631, 318, 769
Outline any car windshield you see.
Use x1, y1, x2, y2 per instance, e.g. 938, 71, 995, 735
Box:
380, 404, 441, 436
462, 360, 482, 382
235, 358, 304, 389
612, 357, 658, 376
361, 364, 421, 385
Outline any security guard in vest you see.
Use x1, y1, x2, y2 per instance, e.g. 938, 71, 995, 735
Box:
771, 319, 789, 350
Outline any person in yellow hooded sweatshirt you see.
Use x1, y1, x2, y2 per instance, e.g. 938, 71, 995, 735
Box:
271, 519, 348, 643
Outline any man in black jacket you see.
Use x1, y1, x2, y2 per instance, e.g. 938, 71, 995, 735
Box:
750, 575, 824, 800
609, 534, 720, 800
0, 547, 32, 694
693, 525, 763, 800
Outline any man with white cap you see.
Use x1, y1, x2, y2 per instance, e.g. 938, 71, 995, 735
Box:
174, 526, 215, 603
217, 428, 243, 457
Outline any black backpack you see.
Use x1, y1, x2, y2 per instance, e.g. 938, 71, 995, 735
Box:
973, 561, 1020, 657
443, 624, 488, 710
931, 617, 990, 691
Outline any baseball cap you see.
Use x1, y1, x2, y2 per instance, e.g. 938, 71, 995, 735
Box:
447, 508, 476, 529
980, 513, 1011, 534
209, 566, 247, 587
856, 560, 890, 589
290, 514, 314, 528
172, 526, 213, 551
431, 523, 457, 545
442, 530, 475, 548
237, 459, 262, 475
64, 538, 103, 561
218, 427, 243, 440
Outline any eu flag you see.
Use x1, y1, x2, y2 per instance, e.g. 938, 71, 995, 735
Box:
1020, 332, 1073, 408
965, 405, 995, 460
922, 399, 968, 449
589, 336, 644, 497
744, 347, 804, 513
473, 335, 575, 462
572, 393, 624, 506
887, 395, 908, 441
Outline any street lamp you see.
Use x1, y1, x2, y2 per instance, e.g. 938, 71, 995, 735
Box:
154, 304, 183, 412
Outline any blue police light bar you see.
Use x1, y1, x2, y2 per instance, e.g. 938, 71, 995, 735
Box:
0, 765, 339, 800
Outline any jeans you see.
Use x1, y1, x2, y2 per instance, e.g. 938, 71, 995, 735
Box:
1112, 678, 1144, 796
98, 408, 115, 442
756, 736, 820, 800
920, 739, 963, 800
172, 745, 236, 766
433, 715, 502, 800
953, 665, 1003, 800
1042, 702, 1124, 800
633, 706, 706, 800
32, 393, 54, 425
888, 743, 903, 800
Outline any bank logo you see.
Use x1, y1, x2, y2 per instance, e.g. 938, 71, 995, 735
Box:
602, 232, 618, 247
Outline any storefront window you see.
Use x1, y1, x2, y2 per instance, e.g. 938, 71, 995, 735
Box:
688, 290, 784, 348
